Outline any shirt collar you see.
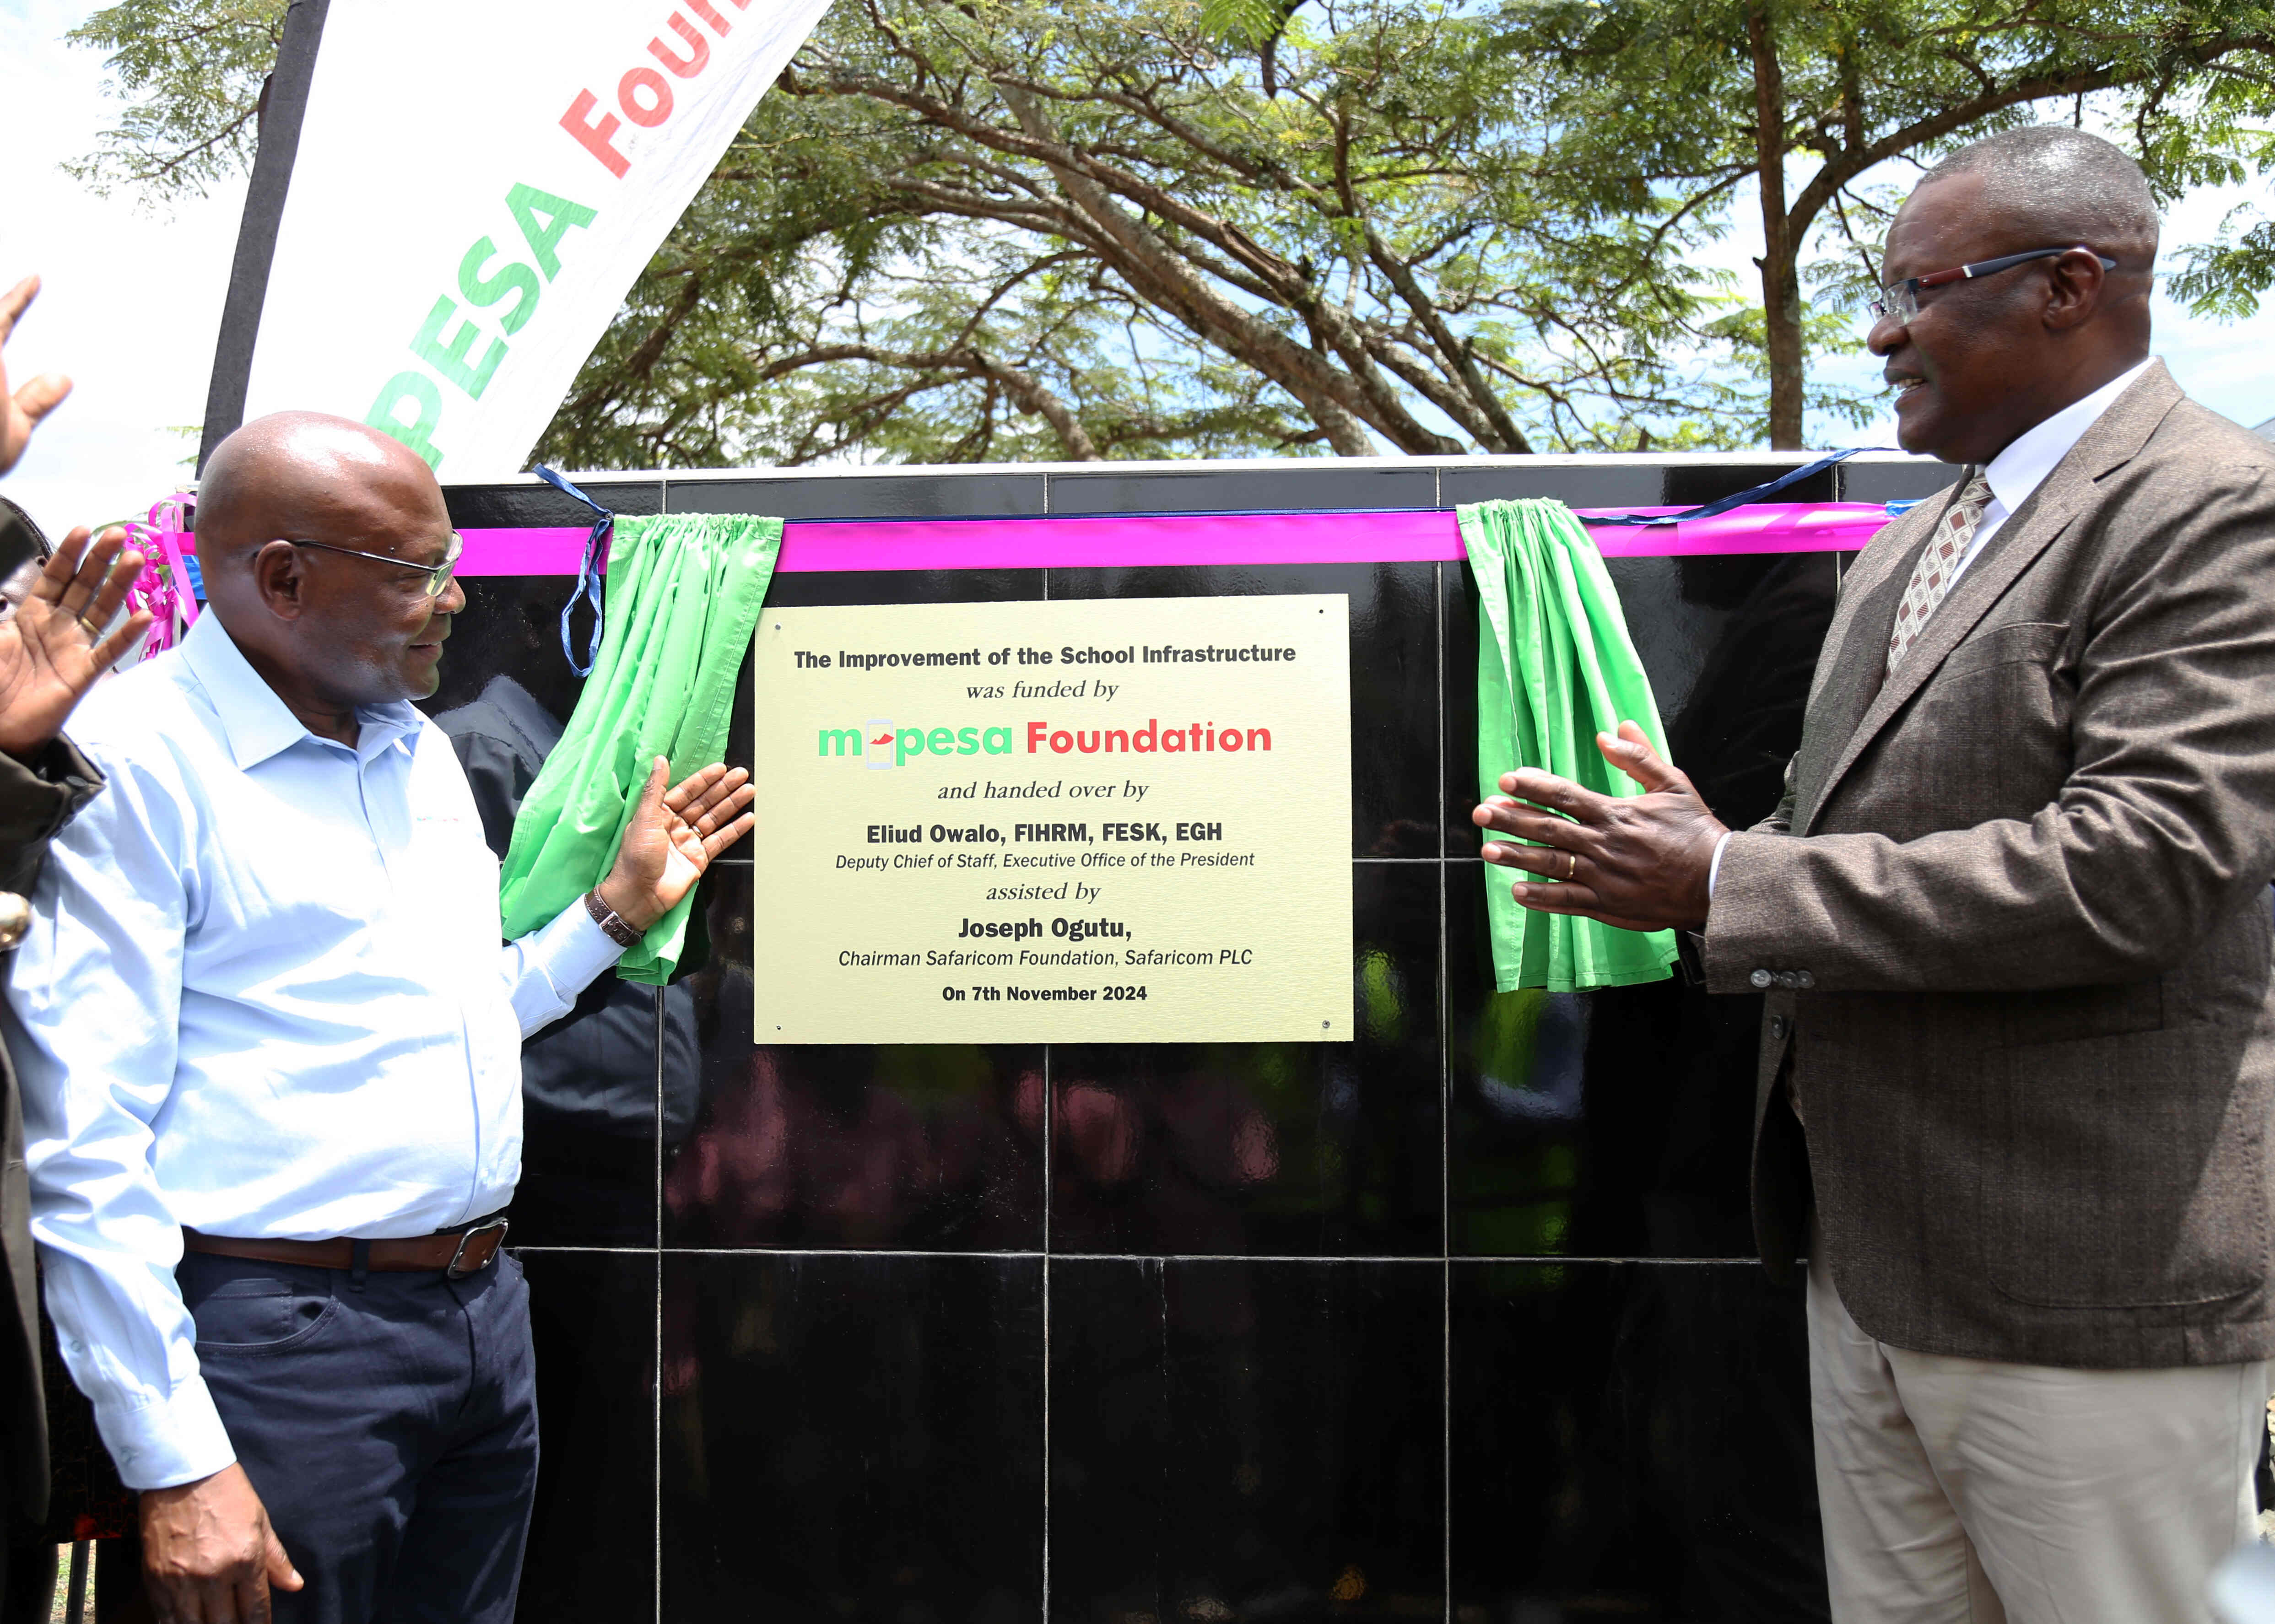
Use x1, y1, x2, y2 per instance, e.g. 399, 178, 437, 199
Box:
1982, 357, 2156, 518
175, 614, 425, 771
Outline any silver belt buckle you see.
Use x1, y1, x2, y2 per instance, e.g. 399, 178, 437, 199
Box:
446, 1217, 509, 1279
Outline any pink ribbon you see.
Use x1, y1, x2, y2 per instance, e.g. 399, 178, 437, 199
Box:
147, 499, 1893, 580
117, 495, 201, 659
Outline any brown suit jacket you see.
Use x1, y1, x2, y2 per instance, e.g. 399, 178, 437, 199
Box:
1706, 362, 2275, 1368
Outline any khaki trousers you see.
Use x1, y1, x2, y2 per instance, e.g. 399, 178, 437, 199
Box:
1807, 1243, 2268, 1623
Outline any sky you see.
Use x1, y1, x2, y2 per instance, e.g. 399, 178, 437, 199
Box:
2, 0, 2272, 538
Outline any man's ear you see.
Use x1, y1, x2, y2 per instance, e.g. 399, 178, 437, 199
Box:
249, 540, 310, 620
2041, 248, 2109, 332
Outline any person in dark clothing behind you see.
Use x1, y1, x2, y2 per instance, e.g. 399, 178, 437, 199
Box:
0, 271, 164, 1621
434, 671, 702, 1241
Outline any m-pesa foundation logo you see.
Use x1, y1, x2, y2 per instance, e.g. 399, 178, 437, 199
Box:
819, 721, 1018, 769
818, 719, 1275, 767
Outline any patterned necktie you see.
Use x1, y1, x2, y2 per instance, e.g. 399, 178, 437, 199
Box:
1886, 474, 1994, 674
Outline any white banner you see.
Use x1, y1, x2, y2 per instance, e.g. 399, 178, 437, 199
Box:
238, 0, 832, 479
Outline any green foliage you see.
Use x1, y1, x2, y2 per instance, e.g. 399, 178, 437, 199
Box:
2173, 210, 2275, 316
538, 0, 1799, 468
67, 0, 2275, 462
1502, 0, 2275, 441
65, 0, 287, 203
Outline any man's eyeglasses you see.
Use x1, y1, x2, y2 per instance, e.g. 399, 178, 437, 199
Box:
1869, 246, 2118, 325
286, 532, 463, 598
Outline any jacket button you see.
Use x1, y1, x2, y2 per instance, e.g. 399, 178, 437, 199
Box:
1769, 1015, 1789, 1040
1795, 971, 1816, 990
1777, 970, 1805, 990
1749, 969, 1773, 989
0, 891, 27, 951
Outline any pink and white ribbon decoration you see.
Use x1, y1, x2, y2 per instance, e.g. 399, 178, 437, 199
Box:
115, 493, 201, 660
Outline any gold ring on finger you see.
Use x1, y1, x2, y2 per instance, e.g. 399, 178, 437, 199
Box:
76, 614, 103, 639
1563, 850, 1577, 879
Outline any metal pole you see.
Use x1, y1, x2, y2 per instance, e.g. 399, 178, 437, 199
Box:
196, 0, 336, 471
63, 1539, 89, 1624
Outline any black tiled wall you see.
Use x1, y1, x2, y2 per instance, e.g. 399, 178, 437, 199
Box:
432, 454, 1940, 1623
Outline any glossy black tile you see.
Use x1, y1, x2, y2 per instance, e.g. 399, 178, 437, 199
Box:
1660, 553, 1838, 830
445, 478, 663, 529
505, 982, 668, 1246
1443, 559, 1481, 857
425, 659, 667, 1246
1662, 460, 1836, 507
667, 471, 1048, 518
1438, 462, 1661, 509
516, 1251, 657, 1624
1443, 552, 1837, 854
1052, 863, 1440, 1257
421, 574, 593, 722
1051, 1258, 1443, 1624
1450, 1261, 1826, 1622
665, 868, 1046, 1249
762, 568, 1048, 607
1047, 464, 1437, 515
1446, 859, 1776, 1260
1840, 457, 1960, 505
1044, 562, 1438, 857
660, 1252, 1043, 1623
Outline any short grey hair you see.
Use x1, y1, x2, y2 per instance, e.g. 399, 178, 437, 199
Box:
1917, 126, 2160, 265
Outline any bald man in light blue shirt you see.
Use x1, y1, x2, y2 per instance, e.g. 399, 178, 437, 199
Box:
7, 412, 753, 1624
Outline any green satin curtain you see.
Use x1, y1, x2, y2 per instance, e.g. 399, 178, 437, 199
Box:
1458, 498, 1677, 993
498, 513, 781, 984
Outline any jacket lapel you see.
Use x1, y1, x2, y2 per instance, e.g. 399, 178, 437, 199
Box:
1787, 499, 1949, 828
1800, 361, 2184, 834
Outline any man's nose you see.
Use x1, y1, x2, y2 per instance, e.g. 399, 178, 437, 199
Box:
1867, 310, 1908, 356
437, 576, 467, 616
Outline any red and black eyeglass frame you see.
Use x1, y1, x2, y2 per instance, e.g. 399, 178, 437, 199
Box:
1870, 245, 2118, 324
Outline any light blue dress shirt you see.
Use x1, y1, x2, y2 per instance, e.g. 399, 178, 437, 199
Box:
3, 614, 622, 1490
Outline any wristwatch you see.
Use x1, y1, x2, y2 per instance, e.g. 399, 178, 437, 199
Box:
583, 889, 643, 949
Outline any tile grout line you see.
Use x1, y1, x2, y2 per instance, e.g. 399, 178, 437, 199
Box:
653, 982, 666, 1624
1041, 1040, 1053, 1624
1437, 556, 1453, 1624
653, 1239, 664, 1624
514, 1244, 1768, 1263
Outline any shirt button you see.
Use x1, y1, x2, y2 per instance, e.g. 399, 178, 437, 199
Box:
1749, 969, 1774, 989
1769, 1015, 1789, 1040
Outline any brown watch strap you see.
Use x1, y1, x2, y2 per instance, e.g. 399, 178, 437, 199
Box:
584, 889, 642, 948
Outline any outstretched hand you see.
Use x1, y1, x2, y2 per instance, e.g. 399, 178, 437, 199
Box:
1472, 720, 1726, 932
597, 759, 757, 933
0, 524, 153, 757
0, 275, 72, 475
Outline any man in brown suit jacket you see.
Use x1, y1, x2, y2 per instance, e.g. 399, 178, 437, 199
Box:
1474, 126, 2275, 1622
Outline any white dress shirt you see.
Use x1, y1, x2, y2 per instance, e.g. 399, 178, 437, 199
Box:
1704, 359, 2157, 900
3, 614, 622, 1489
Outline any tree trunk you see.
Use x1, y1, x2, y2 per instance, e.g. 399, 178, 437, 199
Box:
1746, 3, 1805, 449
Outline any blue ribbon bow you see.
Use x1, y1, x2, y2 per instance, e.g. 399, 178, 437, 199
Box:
1583, 446, 1891, 527
533, 465, 613, 677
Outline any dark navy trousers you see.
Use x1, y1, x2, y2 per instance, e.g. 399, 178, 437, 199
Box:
177, 1247, 539, 1624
